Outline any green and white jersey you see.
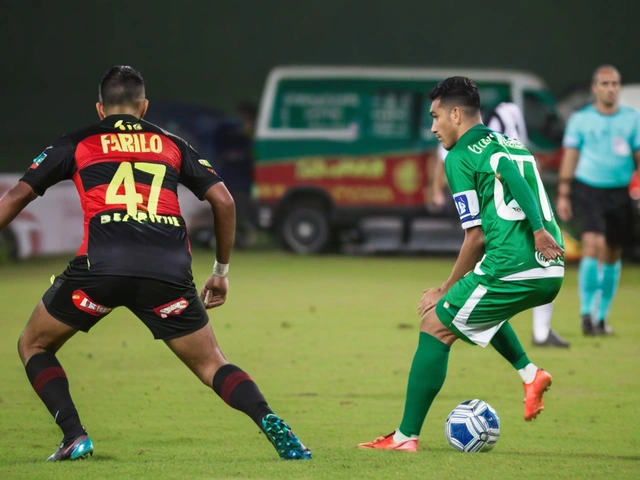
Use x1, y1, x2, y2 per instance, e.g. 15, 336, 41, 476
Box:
444, 124, 564, 281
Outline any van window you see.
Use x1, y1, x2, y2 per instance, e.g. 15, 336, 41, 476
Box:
366, 91, 419, 140
477, 83, 512, 110
272, 80, 361, 131
523, 90, 564, 148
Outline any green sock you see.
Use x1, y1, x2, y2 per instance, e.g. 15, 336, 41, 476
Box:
490, 322, 530, 370
398, 332, 450, 437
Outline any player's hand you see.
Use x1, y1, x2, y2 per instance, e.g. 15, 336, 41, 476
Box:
534, 229, 565, 261
200, 274, 228, 309
555, 196, 572, 222
418, 287, 444, 318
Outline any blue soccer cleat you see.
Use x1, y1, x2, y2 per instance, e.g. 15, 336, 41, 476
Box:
47, 434, 94, 461
261, 414, 312, 460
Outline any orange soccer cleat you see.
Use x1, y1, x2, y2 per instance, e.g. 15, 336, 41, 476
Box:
524, 368, 553, 421
357, 432, 418, 452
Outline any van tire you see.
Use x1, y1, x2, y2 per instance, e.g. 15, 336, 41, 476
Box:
277, 200, 331, 254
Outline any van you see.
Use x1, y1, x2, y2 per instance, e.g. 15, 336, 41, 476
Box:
254, 66, 564, 253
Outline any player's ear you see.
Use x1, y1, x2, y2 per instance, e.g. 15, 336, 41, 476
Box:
139, 99, 149, 119
451, 106, 462, 125
96, 102, 107, 120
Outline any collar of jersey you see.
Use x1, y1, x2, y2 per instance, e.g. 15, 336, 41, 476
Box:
100, 114, 142, 125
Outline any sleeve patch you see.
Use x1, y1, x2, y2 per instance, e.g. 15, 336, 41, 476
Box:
453, 189, 481, 226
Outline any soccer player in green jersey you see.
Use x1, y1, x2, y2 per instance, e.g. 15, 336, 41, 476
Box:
358, 76, 565, 452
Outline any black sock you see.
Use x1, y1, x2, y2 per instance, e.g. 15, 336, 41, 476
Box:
25, 352, 86, 442
212, 364, 273, 427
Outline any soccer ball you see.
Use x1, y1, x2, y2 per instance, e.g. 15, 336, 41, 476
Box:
445, 399, 500, 452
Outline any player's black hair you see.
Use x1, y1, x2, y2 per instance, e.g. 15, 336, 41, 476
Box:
429, 76, 481, 114
98, 65, 145, 107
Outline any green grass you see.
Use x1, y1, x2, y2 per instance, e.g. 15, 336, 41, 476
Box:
1, 251, 639, 479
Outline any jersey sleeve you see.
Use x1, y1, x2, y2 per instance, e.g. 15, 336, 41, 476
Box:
444, 153, 481, 229
632, 110, 640, 152
562, 113, 584, 149
178, 142, 223, 199
19, 136, 76, 196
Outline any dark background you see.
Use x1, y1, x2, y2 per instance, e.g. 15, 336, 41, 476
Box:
1, 0, 638, 169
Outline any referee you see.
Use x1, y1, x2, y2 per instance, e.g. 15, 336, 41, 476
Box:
556, 65, 640, 335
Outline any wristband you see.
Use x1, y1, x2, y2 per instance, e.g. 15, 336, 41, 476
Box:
213, 261, 229, 277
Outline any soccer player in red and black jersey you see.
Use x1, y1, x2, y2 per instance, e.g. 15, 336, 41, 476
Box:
0, 66, 311, 462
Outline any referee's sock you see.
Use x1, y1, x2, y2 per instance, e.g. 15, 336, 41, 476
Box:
25, 352, 86, 443
597, 260, 621, 321
212, 364, 274, 427
579, 256, 600, 316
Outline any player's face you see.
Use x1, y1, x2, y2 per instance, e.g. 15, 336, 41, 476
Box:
430, 99, 458, 150
592, 68, 621, 108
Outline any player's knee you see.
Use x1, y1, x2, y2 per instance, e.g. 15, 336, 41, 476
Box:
17, 330, 42, 365
420, 310, 457, 345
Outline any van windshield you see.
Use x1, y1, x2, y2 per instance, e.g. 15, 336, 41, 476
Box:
523, 89, 564, 150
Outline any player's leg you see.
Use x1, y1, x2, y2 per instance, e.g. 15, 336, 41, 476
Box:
134, 279, 311, 459
357, 308, 456, 452
531, 302, 570, 347
490, 322, 552, 420
575, 182, 607, 335
580, 232, 605, 334
164, 323, 273, 425
164, 325, 311, 459
18, 264, 113, 461
488, 278, 562, 420
19, 302, 86, 444
595, 190, 630, 333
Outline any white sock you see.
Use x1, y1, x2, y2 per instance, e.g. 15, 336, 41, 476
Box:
518, 363, 539, 384
393, 429, 419, 443
532, 302, 554, 342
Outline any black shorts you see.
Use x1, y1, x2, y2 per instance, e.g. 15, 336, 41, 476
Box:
42, 256, 209, 340
573, 180, 633, 248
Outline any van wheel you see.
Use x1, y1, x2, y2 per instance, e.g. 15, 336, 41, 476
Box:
278, 200, 331, 254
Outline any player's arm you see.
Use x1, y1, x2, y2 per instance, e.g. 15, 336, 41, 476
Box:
555, 147, 579, 221
634, 150, 640, 174
431, 147, 448, 207
419, 154, 486, 317
497, 158, 564, 261
440, 226, 484, 292
418, 226, 484, 317
204, 182, 236, 266
199, 183, 235, 309
555, 112, 583, 222
0, 181, 38, 231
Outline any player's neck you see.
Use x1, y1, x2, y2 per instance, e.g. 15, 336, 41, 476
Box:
457, 121, 482, 140
594, 102, 619, 116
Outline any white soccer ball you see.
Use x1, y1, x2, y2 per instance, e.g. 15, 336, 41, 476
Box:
445, 399, 500, 452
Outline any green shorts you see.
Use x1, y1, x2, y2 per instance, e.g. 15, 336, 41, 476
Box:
435, 272, 563, 347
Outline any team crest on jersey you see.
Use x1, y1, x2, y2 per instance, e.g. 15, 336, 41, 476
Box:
72, 290, 112, 316
153, 298, 189, 319
535, 251, 565, 268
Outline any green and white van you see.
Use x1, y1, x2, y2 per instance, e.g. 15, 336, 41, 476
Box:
254, 66, 563, 253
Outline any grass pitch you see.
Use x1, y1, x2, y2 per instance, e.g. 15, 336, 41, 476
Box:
0, 251, 639, 479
